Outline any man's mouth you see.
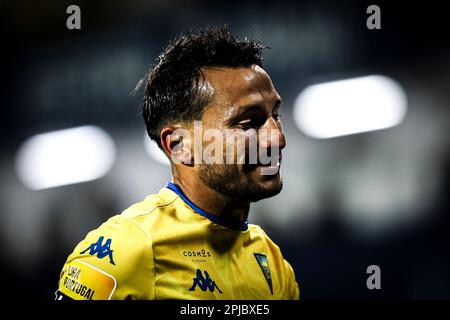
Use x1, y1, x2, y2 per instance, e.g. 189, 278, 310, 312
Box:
257, 155, 282, 175
242, 154, 282, 174
258, 154, 282, 166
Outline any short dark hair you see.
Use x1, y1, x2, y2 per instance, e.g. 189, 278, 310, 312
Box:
141, 25, 265, 147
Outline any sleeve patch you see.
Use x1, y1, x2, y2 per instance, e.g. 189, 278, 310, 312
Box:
59, 259, 117, 300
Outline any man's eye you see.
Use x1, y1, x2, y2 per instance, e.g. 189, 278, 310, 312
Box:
238, 118, 263, 128
239, 119, 252, 126
273, 114, 282, 121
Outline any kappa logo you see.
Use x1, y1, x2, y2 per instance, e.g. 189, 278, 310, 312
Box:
80, 236, 116, 265
189, 269, 223, 294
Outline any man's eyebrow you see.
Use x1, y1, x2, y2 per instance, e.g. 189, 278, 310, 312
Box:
224, 99, 282, 125
225, 104, 264, 123
232, 98, 282, 116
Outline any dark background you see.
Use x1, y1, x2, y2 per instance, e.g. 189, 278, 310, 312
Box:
1, 0, 449, 299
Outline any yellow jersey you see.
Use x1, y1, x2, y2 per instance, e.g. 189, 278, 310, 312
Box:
55, 182, 300, 300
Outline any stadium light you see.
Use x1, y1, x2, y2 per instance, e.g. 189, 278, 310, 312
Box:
15, 125, 116, 190
293, 75, 407, 139
143, 133, 170, 166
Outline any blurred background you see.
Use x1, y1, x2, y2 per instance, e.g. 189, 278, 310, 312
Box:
1, 0, 449, 299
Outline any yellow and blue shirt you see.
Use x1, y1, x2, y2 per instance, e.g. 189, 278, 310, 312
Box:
56, 182, 300, 300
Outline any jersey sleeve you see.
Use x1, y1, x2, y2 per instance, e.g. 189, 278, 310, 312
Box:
55, 215, 154, 300
256, 226, 300, 300
283, 259, 300, 300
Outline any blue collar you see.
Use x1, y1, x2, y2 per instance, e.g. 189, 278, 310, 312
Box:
166, 182, 249, 231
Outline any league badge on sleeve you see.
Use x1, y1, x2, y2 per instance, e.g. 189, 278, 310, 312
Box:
254, 253, 273, 295
58, 259, 117, 300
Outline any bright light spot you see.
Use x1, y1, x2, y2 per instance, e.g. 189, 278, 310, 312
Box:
143, 134, 170, 166
293, 75, 407, 139
15, 126, 116, 190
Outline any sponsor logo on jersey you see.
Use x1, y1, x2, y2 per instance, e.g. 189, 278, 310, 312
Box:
183, 249, 212, 258
80, 236, 115, 265
254, 253, 273, 295
182, 249, 212, 263
189, 269, 223, 294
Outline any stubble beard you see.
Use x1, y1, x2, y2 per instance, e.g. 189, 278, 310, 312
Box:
198, 163, 283, 202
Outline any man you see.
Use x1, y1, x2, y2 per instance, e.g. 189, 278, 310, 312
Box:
55, 26, 299, 300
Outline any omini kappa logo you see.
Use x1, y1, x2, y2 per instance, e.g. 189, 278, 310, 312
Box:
189, 269, 223, 293
80, 236, 116, 265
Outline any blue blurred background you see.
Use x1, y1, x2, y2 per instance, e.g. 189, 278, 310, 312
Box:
1, 0, 449, 299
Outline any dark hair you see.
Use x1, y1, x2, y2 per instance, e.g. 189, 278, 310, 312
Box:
141, 25, 265, 147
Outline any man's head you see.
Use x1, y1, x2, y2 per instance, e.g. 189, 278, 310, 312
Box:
142, 26, 286, 202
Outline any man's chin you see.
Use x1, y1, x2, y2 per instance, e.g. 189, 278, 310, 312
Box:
247, 173, 283, 202
198, 163, 283, 202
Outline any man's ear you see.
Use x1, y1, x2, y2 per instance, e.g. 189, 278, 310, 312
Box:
160, 127, 193, 165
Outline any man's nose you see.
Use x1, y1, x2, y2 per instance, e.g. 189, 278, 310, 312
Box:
259, 118, 286, 151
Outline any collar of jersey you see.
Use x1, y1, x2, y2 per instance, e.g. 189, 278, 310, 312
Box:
166, 182, 249, 231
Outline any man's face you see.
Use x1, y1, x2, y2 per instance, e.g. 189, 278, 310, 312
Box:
195, 65, 286, 202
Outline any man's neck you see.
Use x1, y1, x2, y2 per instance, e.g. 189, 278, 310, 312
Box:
172, 176, 250, 230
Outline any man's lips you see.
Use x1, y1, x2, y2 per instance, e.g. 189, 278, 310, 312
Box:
257, 154, 282, 167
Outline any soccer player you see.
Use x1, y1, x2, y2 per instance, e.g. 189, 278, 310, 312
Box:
55, 26, 300, 300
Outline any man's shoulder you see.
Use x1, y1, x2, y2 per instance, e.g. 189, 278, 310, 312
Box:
247, 223, 281, 250
248, 223, 299, 299
81, 187, 178, 243
59, 213, 155, 300
120, 187, 178, 222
